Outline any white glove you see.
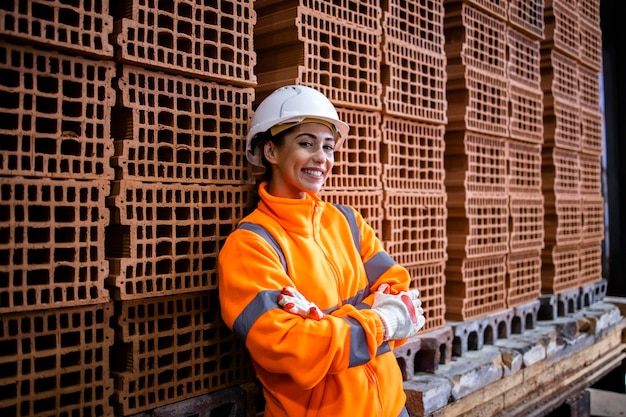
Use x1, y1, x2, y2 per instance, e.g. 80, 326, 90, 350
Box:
372, 284, 425, 341
277, 286, 324, 320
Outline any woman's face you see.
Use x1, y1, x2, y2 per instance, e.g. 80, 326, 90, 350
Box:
264, 122, 336, 199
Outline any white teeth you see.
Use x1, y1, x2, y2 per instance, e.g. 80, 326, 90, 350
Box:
303, 169, 323, 177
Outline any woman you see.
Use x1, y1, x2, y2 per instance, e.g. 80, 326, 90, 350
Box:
218, 85, 425, 417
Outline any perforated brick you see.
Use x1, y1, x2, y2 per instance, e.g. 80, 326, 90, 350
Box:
544, 195, 582, 245
383, 191, 448, 266
0, 177, 110, 313
507, 139, 542, 193
383, 0, 445, 53
447, 193, 509, 258
542, 146, 580, 195
543, 95, 581, 151
582, 195, 604, 241
0, 0, 113, 57
445, 255, 507, 321
382, 117, 446, 192
110, 291, 254, 415
578, 64, 601, 111
445, 0, 508, 21
509, 82, 544, 144
544, 0, 581, 60
112, 66, 253, 185
542, 243, 580, 294
445, 2, 507, 77
579, 16, 602, 71
541, 49, 580, 105
445, 131, 507, 194
579, 153, 601, 196
578, 0, 600, 23
447, 67, 509, 137
255, 7, 381, 110
406, 261, 446, 333
580, 108, 602, 156
112, 0, 256, 86
509, 193, 545, 253
579, 239, 602, 286
318, 189, 384, 240
0, 42, 115, 179
506, 250, 542, 308
255, 0, 381, 30
106, 181, 250, 300
382, 41, 447, 124
324, 108, 381, 190
508, 0, 545, 40
507, 27, 542, 89
0, 303, 114, 417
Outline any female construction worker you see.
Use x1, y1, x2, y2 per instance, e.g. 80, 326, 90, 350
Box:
218, 85, 426, 417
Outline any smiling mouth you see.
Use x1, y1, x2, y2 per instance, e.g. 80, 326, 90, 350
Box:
302, 169, 324, 178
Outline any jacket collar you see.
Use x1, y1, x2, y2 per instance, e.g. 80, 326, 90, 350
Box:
256, 182, 324, 236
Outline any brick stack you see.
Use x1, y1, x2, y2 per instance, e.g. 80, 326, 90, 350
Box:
106, 1, 257, 415
541, 0, 603, 295
443, 0, 547, 321
380, 0, 448, 333
0, 2, 115, 416
254, 0, 448, 334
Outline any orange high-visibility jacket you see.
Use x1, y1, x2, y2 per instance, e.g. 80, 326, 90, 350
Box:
218, 182, 413, 417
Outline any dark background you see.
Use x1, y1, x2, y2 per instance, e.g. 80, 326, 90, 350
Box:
601, 0, 626, 297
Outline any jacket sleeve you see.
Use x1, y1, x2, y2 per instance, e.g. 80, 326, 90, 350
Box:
218, 228, 386, 389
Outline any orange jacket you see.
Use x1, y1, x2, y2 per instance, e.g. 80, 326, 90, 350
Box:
218, 183, 412, 417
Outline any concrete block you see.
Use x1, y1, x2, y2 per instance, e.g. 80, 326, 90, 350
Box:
404, 374, 452, 416
438, 345, 503, 401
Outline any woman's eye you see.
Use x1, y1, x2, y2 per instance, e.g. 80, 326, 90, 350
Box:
299, 141, 313, 147
324, 145, 335, 151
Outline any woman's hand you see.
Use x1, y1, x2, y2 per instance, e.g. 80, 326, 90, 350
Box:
277, 286, 324, 320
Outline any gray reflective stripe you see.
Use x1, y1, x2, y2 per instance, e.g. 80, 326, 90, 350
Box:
344, 316, 391, 367
398, 407, 409, 417
364, 252, 397, 284
238, 222, 288, 275
333, 204, 360, 251
233, 289, 282, 341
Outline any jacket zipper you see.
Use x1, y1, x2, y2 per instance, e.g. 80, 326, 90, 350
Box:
364, 362, 384, 416
312, 202, 343, 303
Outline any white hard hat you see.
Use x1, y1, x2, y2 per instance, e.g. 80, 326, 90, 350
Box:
246, 85, 350, 167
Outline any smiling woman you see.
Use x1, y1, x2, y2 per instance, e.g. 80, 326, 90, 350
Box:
217, 85, 425, 417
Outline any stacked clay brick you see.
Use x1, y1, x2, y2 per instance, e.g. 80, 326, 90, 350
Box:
379, 0, 448, 333
105, 1, 258, 415
254, 0, 448, 334
0, 2, 115, 416
0, 1, 259, 416
541, 0, 603, 295
443, 0, 546, 321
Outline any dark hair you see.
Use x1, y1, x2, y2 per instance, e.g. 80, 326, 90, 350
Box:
244, 128, 289, 215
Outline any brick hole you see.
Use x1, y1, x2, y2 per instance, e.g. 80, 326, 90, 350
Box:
483, 325, 494, 345
497, 321, 508, 338
395, 357, 408, 380
452, 336, 462, 357
414, 348, 436, 374
210, 403, 236, 417
511, 316, 522, 334
525, 313, 535, 330
468, 331, 478, 351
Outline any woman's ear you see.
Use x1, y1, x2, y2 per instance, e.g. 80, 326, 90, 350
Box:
264, 142, 278, 164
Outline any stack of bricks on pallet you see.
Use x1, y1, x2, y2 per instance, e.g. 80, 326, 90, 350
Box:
444, 0, 543, 322
107, 1, 258, 415
541, 0, 603, 306
0, 2, 115, 416
380, 0, 448, 334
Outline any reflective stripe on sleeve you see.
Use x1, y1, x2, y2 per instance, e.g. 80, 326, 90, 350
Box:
343, 316, 390, 367
233, 289, 282, 341
364, 251, 397, 284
